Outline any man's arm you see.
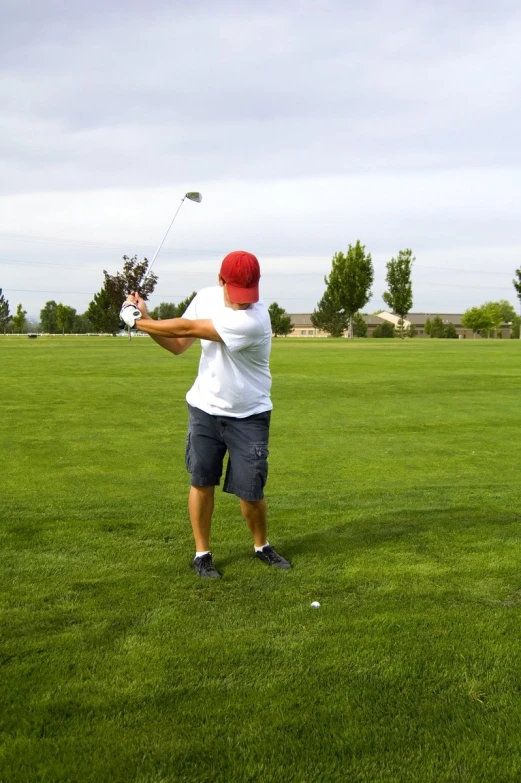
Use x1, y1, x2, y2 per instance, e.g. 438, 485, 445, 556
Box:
139, 317, 196, 355
136, 317, 223, 343
125, 291, 221, 355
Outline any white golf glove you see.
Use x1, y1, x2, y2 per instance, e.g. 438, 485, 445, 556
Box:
120, 303, 142, 328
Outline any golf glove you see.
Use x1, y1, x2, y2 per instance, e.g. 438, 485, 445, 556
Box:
120, 303, 142, 328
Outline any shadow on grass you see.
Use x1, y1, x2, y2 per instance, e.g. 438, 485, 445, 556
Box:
280, 506, 520, 559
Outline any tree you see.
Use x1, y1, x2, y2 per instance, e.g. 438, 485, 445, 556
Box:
481, 301, 504, 337
353, 312, 367, 337
268, 302, 294, 337
513, 268, 521, 338
427, 315, 445, 338
175, 292, 197, 317
150, 302, 178, 320
372, 321, 395, 338
321, 241, 374, 338
86, 287, 121, 334
150, 292, 197, 320
25, 318, 41, 334
103, 254, 158, 306
0, 289, 11, 334
40, 300, 59, 333
56, 304, 77, 334
11, 303, 27, 333
383, 248, 415, 339
460, 301, 515, 339
497, 299, 517, 325
86, 255, 159, 334
425, 315, 457, 338
73, 313, 93, 334
461, 306, 494, 337
311, 289, 346, 337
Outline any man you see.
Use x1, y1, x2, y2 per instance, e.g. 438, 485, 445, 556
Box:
121, 250, 291, 579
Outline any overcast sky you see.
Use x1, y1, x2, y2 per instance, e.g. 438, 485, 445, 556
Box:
1, 0, 520, 318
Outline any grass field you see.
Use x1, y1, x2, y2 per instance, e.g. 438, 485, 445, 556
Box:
1, 336, 521, 783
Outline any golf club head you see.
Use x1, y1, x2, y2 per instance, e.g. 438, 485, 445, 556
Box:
185, 192, 202, 203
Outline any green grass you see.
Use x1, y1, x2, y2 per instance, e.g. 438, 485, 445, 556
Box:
1, 336, 521, 783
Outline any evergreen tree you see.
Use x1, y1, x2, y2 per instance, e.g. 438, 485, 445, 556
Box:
352, 312, 368, 337
311, 289, 346, 337
443, 323, 458, 339
86, 288, 121, 334
175, 292, 197, 316
372, 321, 395, 338
0, 289, 11, 333
268, 302, 294, 337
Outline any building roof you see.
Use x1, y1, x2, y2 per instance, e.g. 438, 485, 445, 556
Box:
290, 314, 315, 326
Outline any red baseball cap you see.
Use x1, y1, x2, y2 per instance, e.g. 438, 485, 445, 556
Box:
220, 250, 260, 303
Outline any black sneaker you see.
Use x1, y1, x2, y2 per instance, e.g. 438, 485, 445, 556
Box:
192, 553, 221, 579
255, 545, 291, 569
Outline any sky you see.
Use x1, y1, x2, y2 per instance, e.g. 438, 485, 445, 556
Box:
1, 0, 521, 319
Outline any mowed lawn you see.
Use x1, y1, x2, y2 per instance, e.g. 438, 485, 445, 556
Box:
1, 336, 521, 783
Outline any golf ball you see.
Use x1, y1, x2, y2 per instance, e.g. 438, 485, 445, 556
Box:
311, 601, 321, 608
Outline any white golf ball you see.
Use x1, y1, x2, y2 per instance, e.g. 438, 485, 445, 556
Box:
311, 601, 321, 608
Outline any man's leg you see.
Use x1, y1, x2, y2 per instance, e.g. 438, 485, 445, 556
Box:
189, 485, 215, 552
240, 498, 267, 548
240, 497, 291, 569
185, 405, 226, 578
189, 485, 221, 578
223, 412, 291, 570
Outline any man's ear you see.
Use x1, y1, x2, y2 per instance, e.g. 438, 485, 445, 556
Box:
218, 275, 225, 288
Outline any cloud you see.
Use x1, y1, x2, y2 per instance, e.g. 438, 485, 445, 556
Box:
1, 1, 520, 316
2, 0, 521, 195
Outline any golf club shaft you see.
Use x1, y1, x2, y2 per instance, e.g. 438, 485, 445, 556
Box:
140, 196, 186, 288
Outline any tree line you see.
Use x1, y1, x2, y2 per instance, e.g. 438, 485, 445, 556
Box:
0, 257, 194, 335
309, 242, 415, 338
2, 256, 521, 338
298, 244, 521, 339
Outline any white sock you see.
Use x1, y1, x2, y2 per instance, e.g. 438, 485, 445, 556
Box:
254, 542, 270, 552
195, 550, 211, 559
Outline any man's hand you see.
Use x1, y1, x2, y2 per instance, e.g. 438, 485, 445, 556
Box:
120, 302, 142, 328
128, 291, 149, 319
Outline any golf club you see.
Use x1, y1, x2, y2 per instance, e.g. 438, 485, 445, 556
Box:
139, 191, 202, 289
126, 191, 202, 339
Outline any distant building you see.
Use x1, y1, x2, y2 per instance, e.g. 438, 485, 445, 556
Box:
288, 312, 512, 339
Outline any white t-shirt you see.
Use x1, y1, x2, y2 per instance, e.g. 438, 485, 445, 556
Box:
183, 286, 273, 417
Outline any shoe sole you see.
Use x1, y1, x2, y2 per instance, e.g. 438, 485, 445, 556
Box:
255, 555, 291, 569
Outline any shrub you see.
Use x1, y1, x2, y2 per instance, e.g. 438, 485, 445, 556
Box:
373, 321, 395, 338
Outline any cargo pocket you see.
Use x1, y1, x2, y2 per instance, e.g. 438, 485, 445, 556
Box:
185, 432, 192, 473
251, 443, 269, 493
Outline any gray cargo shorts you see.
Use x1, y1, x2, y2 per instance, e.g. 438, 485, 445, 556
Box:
185, 404, 271, 501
